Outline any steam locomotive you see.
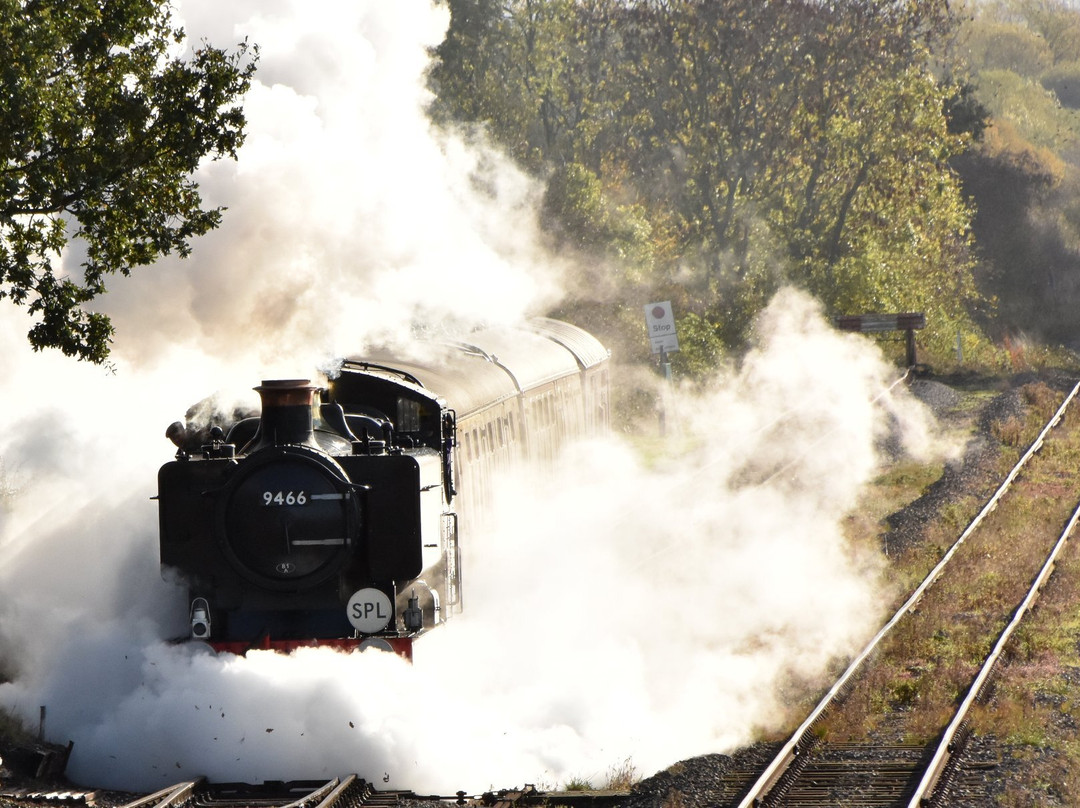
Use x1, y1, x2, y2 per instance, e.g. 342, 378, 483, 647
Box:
157, 318, 610, 657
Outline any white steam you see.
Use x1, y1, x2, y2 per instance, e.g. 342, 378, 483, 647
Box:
0, 0, 944, 796
98, 0, 560, 372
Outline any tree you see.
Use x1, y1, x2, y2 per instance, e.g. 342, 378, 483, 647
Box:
1, 0, 256, 362
1014, 0, 1080, 65
430, 0, 986, 367
428, 0, 513, 133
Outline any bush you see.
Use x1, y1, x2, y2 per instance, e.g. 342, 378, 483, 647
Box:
1042, 61, 1080, 109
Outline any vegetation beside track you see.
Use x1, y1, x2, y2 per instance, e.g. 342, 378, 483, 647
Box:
834, 369, 1080, 806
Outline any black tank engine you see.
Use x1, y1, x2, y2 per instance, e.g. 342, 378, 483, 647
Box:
159, 379, 431, 655
157, 319, 609, 657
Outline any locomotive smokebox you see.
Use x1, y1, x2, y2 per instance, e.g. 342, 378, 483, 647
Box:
244, 379, 320, 453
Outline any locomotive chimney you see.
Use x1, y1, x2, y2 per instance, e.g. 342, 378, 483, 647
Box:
244, 379, 320, 453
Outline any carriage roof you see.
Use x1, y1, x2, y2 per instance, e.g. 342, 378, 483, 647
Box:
337, 319, 608, 418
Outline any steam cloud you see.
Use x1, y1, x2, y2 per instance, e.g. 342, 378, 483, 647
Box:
0, 0, 943, 795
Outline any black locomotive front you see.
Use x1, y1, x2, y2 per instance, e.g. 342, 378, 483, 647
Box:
157, 380, 424, 655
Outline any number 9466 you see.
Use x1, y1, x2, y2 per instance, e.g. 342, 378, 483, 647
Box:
263, 491, 307, 506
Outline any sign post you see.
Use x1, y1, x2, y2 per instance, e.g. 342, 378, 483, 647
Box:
645, 301, 680, 362
644, 301, 679, 435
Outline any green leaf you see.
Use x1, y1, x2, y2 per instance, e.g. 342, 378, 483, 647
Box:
0, 0, 258, 362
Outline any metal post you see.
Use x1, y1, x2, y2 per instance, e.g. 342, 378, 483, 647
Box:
658, 347, 667, 436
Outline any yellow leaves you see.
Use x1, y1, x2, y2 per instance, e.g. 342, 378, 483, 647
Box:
981, 117, 1067, 186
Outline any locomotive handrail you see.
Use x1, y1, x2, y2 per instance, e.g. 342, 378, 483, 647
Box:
340, 360, 425, 388
444, 339, 494, 362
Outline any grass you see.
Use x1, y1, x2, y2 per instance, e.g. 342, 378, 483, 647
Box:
966, 508, 1080, 804
604, 757, 639, 790
851, 460, 945, 539
560, 757, 638, 792
822, 381, 1080, 739
840, 376, 1080, 803
563, 777, 594, 791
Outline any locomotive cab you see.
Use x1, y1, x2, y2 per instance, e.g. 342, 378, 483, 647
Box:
326, 366, 461, 626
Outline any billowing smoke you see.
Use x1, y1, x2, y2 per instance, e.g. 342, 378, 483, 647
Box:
98, 0, 562, 373
0, 0, 945, 796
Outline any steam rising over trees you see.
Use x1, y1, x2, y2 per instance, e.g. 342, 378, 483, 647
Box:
431, 0, 1001, 370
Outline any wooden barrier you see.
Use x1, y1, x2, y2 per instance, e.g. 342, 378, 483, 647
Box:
834, 312, 925, 367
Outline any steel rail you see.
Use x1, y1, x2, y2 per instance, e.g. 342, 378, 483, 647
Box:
118, 781, 204, 808
736, 378, 1080, 807
909, 489, 1080, 804
117, 778, 354, 808
283, 779, 343, 808
312, 776, 356, 808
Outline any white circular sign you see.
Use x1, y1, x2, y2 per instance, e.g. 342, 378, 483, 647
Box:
347, 588, 393, 633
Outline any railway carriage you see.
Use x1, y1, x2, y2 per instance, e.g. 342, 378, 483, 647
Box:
157, 318, 609, 657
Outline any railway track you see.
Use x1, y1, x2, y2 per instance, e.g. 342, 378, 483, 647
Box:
13, 778, 441, 808
0, 780, 631, 808
728, 379, 1080, 806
